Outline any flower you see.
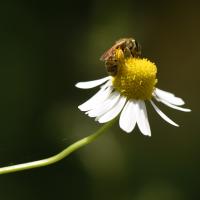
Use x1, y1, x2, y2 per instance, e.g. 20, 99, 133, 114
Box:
76, 49, 191, 136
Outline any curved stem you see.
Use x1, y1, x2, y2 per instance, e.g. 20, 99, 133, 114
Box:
0, 119, 116, 175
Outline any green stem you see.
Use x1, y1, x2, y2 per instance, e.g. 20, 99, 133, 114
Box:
0, 119, 116, 175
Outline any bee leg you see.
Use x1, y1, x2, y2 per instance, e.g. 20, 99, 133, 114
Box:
105, 60, 118, 76
106, 65, 117, 76
123, 47, 132, 58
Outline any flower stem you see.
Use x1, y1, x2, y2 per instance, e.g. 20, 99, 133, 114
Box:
0, 119, 116, 175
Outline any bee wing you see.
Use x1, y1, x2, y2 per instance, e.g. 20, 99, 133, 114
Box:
100, 39, 130, 61
100, 47, 114, 61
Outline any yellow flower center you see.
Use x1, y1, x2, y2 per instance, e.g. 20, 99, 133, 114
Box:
112, 49, 158, 100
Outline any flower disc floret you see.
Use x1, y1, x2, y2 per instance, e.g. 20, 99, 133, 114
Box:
112, 50, 157, 100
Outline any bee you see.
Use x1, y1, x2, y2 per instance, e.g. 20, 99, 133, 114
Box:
100, 38, 142, 76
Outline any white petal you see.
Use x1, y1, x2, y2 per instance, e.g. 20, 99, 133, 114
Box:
97, 96, 126, 123
87, 91, 120, 117
75, 76, 111, 89
155, 88, 175, 96
156, 98, 191, 112
135, 100, 151, 136
119, 100, 137, 133
154, 88, 185, 106
78, 86, 113, 111
150, 100, 179, 127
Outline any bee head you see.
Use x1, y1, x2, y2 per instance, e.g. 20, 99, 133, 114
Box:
129, 39, 142, 57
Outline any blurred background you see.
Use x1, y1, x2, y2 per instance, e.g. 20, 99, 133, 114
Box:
0, 0, 199, 199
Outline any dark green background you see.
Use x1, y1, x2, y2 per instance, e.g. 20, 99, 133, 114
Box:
0, 0, 199, 199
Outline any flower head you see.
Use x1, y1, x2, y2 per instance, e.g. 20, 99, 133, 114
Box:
113, 49, 157, 100
76, 46, 191, 136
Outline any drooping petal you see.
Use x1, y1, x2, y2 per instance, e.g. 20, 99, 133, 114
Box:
97, 96, 126, 123
87, 91, 120, 118
150, 100, 179, 127
135, 100, 151, 136
75, 76, 111, 89
78, 86, 113, 111
156, 98, 191, 112
154, 88, 185, 106
119, 100, 137, 133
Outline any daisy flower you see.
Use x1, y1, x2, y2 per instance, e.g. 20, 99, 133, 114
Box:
76, 48, 191, 136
